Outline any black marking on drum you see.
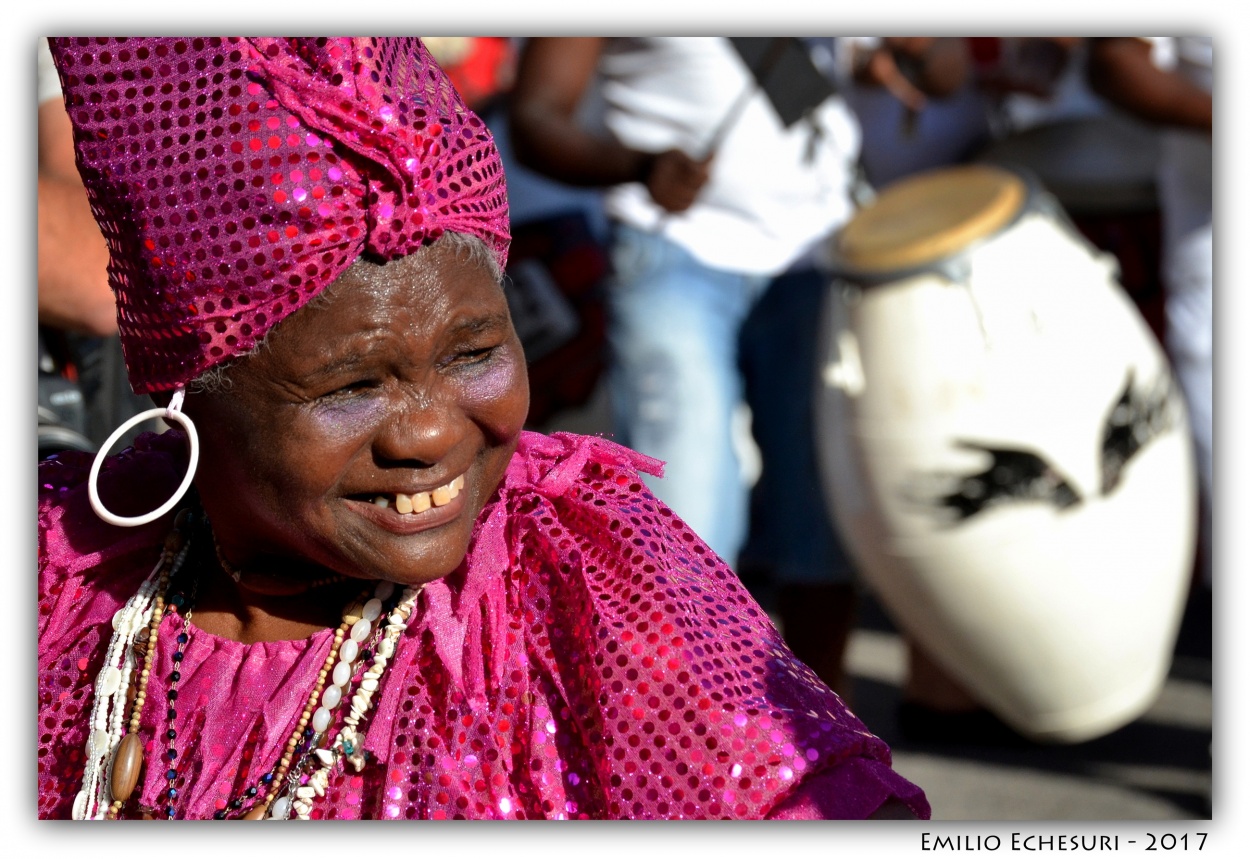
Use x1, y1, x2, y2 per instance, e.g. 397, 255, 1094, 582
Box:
1099, 369, 1179, 496
910, 441, 1082, 525
906, 367, 1179, 524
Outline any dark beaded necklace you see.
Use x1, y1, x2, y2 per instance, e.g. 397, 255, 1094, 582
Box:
158, 583, 193, 819
146, 583, 357, 819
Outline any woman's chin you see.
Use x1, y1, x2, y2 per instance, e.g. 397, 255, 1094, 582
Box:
360, 547, 469, 590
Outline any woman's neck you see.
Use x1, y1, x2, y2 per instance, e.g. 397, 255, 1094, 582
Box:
190, 586, 358, 644
183, 545, 368, 643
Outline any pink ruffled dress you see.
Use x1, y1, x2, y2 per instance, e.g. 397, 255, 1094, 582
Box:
38, 430, 928, 820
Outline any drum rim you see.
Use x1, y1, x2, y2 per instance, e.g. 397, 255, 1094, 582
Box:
828, 166, 1050, 285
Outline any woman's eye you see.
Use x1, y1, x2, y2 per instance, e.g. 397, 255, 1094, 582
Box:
319, 379, 375, 400
446, 346, 496, 367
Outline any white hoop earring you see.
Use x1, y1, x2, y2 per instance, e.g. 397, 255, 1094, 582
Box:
87, 388, 200, 527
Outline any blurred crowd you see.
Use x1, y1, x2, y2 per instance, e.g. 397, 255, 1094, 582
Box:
38, 36, 1212, 750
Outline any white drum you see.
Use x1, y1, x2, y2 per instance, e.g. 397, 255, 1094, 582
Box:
815, 165, 1196, 743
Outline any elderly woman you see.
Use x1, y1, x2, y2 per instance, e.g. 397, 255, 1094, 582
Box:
38, 37, 928, 821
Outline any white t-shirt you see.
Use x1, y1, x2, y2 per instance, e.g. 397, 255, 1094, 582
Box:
596, 37, 861, 275
1148, 36, 1212, 93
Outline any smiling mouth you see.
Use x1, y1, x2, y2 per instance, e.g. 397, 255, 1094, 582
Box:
370, 475, 466, 515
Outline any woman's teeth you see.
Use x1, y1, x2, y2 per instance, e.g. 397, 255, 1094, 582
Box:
374, 475, 464, 514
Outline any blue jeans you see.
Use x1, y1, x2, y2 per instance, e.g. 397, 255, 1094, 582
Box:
605, 224, 769, 564
738, 268, 859, 587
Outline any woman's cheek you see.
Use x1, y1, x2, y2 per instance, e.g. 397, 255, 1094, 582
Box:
257, 401, 386, 507
461, 348, 530, 438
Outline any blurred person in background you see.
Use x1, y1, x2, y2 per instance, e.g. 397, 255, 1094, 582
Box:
844, 37, 1090, 192
1086, 37, 1212, 590
38, 39, 114, 339
508, 36, 864, 571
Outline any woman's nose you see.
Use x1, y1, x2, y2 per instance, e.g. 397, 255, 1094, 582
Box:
372, 388, 465, 467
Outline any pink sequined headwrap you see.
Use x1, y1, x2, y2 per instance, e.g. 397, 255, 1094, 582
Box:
48, 37, 510, 394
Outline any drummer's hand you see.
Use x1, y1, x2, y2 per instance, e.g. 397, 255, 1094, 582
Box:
857, 44, 930, 113
641, 149, 713, 213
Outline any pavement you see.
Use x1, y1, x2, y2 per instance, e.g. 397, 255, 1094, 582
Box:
843, 585, 1211, 821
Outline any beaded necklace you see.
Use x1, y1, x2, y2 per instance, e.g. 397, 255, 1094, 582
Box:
74, 510, 192, 820
74, 506, 423, 820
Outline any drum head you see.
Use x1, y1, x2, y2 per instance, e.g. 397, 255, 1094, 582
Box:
836, 165, 1027, 273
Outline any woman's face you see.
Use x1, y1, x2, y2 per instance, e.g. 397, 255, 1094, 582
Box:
186, 240, 529, 588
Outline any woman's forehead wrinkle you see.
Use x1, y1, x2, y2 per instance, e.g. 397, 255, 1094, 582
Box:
293, 347, 377, 383
446, 312, 513, 339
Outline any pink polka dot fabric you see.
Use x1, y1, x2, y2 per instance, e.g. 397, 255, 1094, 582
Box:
38, 432, 928, 819
47, 37, 509, 394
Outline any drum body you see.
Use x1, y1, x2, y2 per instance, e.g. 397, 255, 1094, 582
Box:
976, 113, 1167, 343
816, 166, 1196, 743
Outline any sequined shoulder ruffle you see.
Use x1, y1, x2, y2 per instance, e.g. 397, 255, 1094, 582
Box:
363, 431, 896, 819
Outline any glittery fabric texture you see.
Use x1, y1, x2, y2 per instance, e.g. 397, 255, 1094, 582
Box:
38, 432, 928, 819
47, 37, 510, 394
